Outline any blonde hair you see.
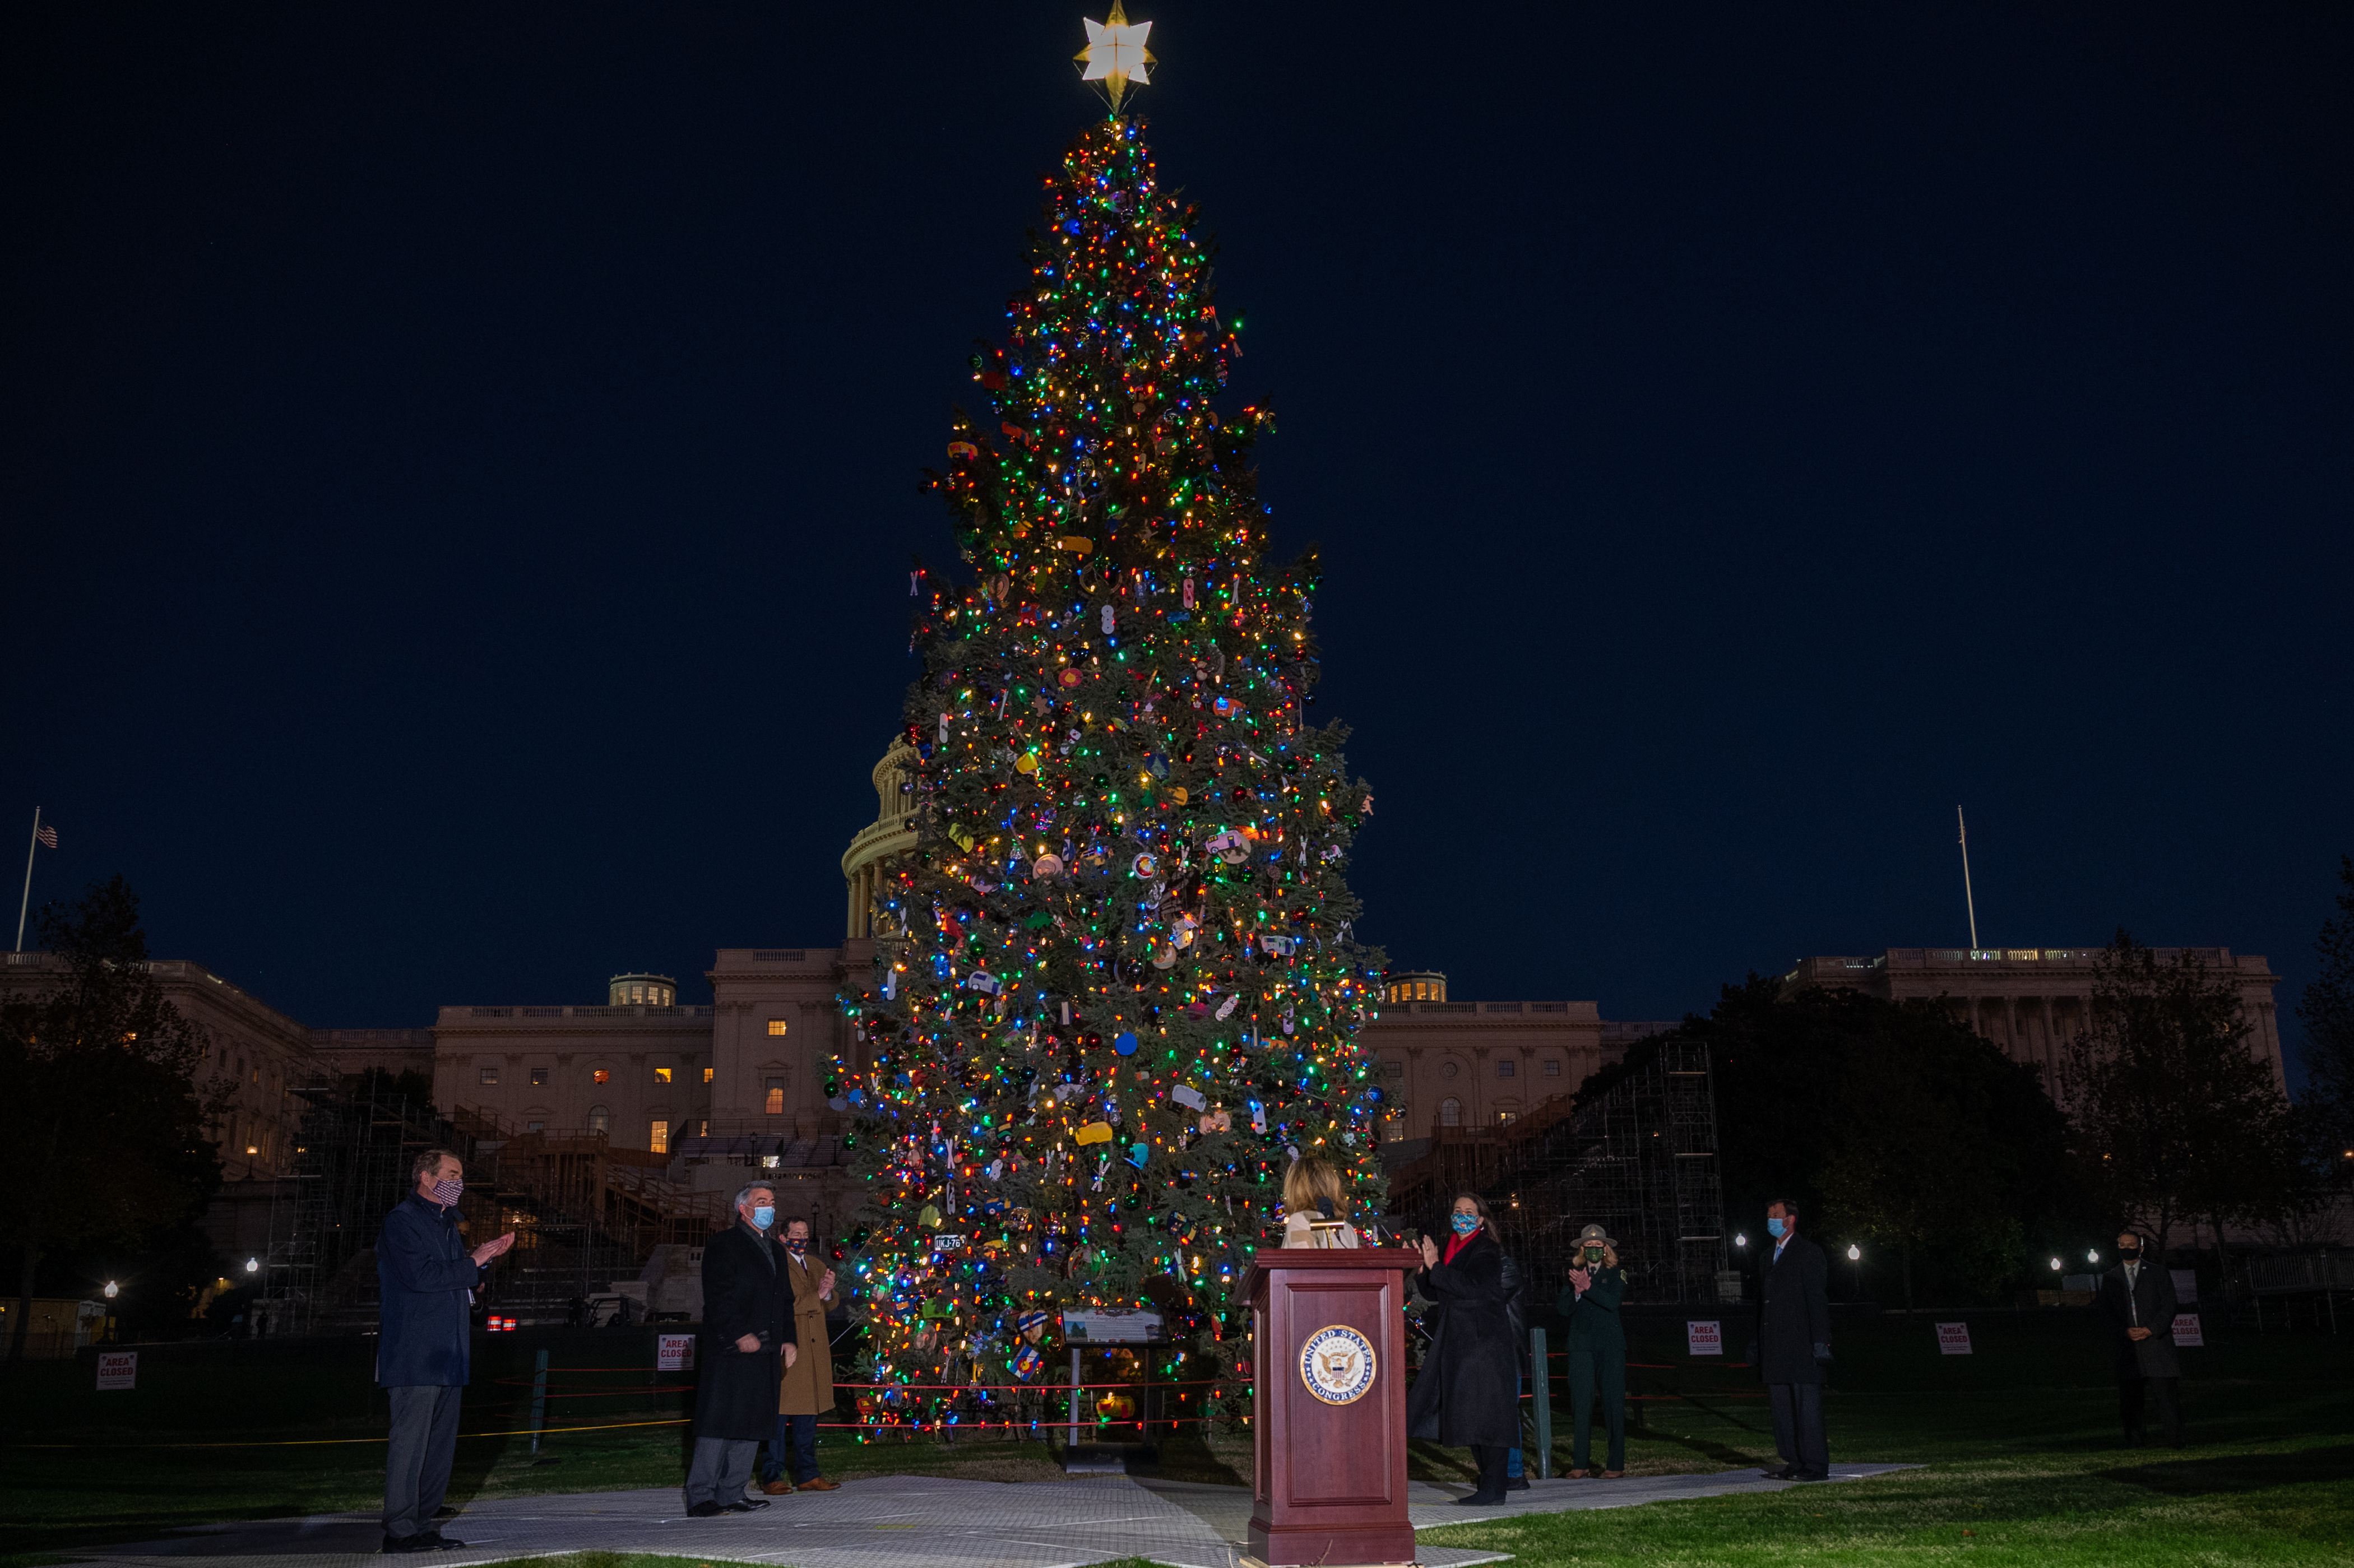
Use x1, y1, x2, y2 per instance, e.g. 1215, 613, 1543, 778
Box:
1282, 1156, 1346, 1218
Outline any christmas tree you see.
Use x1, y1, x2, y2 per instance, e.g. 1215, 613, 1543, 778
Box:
831, 106, 1385, 1435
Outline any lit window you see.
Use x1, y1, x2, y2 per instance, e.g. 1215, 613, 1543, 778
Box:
1542, 1059, 1561, 1078
530, 1067, 549, 1087
588, 1105, 609, 1135
696, 1119, 710, 1136
765, 1076, 786, 1116
1497, 1060, 1516, 1078
703, 1067, 714, 1083
654, 1066, 673, 1083
767, 1019, 789, 1036
479, 1067, 500, 1085
1497, 1108, 1517, 1124
1439, 1097, 1462, 1127
649, 1121, 669, 1154
593, 1068, 611, 1085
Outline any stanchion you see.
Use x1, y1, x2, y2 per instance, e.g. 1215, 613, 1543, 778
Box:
529, 1349, 549, 1454
1528, 1325, 1551, 1479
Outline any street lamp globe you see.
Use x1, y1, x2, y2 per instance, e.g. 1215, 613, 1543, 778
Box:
2087, 1249, 2100, 1264
1846, 1244, 1860, 1261
1734, 1233, 1748, 1249
244, 1256, 259, 1274
2050, 1256, 2064, 1270
103, 1281, 118, 1299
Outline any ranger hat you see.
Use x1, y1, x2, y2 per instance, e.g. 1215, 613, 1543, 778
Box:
1575, 1223, 1616, 1246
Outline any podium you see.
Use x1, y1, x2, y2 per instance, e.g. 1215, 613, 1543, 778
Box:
1241, 1246, 1422, 1568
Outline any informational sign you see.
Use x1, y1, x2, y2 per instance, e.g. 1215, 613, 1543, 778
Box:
96, 1350, 137, 1390
656, 1333, 696, 1371
1063, 1308, 1166, 1343
1936, 1322, 1974, 1356
2171, 1270, 2198, 1303
2170, 1313, 2204, 1348
1686, 1320, 1723, 1356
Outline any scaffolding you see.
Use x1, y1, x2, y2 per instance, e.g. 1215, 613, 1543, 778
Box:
1386, 1036, 1727, 1305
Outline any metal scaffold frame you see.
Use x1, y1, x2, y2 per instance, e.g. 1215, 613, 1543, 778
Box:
1387, 1037, 1728, 1306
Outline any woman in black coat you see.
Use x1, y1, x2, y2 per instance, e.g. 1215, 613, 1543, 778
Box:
1406, 1192, 1521, 1505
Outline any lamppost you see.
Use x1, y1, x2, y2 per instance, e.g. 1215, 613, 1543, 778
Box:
1846, 1243, 1861, 1298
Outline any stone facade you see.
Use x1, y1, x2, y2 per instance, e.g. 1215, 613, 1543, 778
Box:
1781, 946, 2288, 1092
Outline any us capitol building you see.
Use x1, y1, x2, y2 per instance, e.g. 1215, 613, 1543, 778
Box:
9, 737, 2285, 1250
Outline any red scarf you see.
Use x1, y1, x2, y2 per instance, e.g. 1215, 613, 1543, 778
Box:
1442, 1225, 1479, 1267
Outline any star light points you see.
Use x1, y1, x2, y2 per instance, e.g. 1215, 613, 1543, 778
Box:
1076, 3, 1154, 112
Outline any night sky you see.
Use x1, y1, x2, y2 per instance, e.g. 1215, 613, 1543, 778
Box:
8, 5, 2348, 1080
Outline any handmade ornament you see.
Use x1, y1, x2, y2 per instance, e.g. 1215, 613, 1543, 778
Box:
966, 970, 999, 995
1113, 1031, 1139, 1056
1151, 943, 1177, 968
1126, 1142, 1150, 1169
947, 440, 979, 460
1058, 536, 1094, 555
1132, 852, 1158, 876
1215, 994, 1239, 1020
1169, 786, 1188, 804
1016, 751, 1040, 773
1170, 1084, 1208, 1111
918, 1203, 943, 1228
1257, 934, 1297, 958
1251, 1103, 1268, 1133
1206, 829, 1249, 864
1059, 668, 1085, 689
939, 712, 952, 742
1014, 1346, 1045, 1380
882, 968, 900, 1000
1075, 1121, 1114, 1145
1181, 575, 1195, 610
1100, 604, 1116, 634
1031, 854, 1065, 879
1213, 695, 1235, 717
1200, 1108, 1232, 1133
1172, 914, 1198, 948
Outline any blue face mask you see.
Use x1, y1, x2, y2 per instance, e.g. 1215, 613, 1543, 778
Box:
430, 1177, 463, 1207
752, 1205, 776, 1231
1451, 1212, 1480, 1236
1767, 1217, 1787, 1239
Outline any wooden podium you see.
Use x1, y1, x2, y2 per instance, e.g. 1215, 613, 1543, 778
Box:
1241, 1246, 1422, 1568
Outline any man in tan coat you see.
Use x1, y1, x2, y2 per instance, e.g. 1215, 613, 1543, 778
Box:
760, 1217, 841, 1493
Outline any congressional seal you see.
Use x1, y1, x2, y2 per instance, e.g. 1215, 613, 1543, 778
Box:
1298, 1324, 1377, 1405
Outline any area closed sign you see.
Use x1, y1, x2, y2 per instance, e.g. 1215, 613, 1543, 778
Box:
2170, 1313, 2204, 1348
1936, 1322, 1973, 1355
657, 1333, 696, 1371
1686, 1320, 1723, 1356
96, 1350, 137, 1390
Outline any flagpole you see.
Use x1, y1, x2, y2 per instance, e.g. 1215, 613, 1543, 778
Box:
1957, 805, 1980, 953
15, 806, 39, 953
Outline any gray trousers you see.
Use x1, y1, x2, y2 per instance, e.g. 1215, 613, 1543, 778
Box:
685, 1437, 760, 1506
385, 1385, 465, 1538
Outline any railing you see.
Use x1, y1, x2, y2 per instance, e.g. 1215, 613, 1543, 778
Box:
450, 1004, 716, 1021
2248, 1255, 2354, 1295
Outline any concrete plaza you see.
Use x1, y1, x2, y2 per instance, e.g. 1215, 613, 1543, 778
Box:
73, 1464, 1913, 1568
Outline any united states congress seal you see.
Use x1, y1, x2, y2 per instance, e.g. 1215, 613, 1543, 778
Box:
1298, 1324, 1377, 1405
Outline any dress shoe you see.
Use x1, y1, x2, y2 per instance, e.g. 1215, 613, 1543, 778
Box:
1456, 1491, 1508, 1506
686, 1501, 726, 1518
795, 1477, 841, 1491
415, 1532, 465, 1549
1567, 1468, 1591, 1479
432, 1507, 459, 1520
761, 1478, 795, 1495
722, 1499, 770, 1512
1795, 1471, 1830, 1482
382, 1534, 425, 1554
1763, 1465, 1799, 1481
1601, 1470, 1625, 1479
1505, 1474, 1530, 1491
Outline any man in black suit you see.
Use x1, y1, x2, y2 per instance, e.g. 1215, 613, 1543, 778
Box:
684, 1182, 798, 1516
2098, 1229, 2183, 1447
1754, 1199, 1832, 1481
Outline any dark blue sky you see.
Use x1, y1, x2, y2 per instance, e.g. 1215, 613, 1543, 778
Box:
7, 4, 2348, 1079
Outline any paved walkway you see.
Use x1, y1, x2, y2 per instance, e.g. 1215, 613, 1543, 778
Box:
76, 1465, 1913, 1568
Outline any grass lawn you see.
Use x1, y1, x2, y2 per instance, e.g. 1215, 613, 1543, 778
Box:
3, 1315, 2348, 1567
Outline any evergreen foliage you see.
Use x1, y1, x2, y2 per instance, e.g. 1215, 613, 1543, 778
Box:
830, 116, 1384, 1426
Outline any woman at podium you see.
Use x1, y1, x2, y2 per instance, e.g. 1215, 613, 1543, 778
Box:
1279, 1155, 1361, 1247
1406, 1193, 1519, 1505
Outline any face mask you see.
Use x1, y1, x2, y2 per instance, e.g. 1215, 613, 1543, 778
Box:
752, 1205, 776, 1231
2117, 1246, 2139, 1259
431, 1177, 463, 1206
785, 1237, 808, 1254
1450, 1213, 1480, 1236
1766, 1217, 1787, 1239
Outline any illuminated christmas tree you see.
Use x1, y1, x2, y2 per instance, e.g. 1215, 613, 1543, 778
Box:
831, 99, 1385, 1433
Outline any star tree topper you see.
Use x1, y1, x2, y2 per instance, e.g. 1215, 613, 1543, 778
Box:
1076, 3, 1154, 112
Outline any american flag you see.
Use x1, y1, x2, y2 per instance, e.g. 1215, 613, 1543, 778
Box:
35, 824, 57, 848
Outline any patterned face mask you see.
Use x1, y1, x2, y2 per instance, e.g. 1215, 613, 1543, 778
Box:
431, 1176, 463, 1206
784, 1237, 809, 1254
1450, 1213, 1480, 1236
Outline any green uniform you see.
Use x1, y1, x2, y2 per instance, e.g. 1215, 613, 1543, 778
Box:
1558, 1265, 1628, 1471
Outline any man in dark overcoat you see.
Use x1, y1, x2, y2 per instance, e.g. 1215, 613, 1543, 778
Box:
377, 1148, 513, 1553
685, 1181, 797, 1516
1406, 1193, 1521, 1505
2098, 1229, 2183, 1446
1754, 1199, 1831, 1481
